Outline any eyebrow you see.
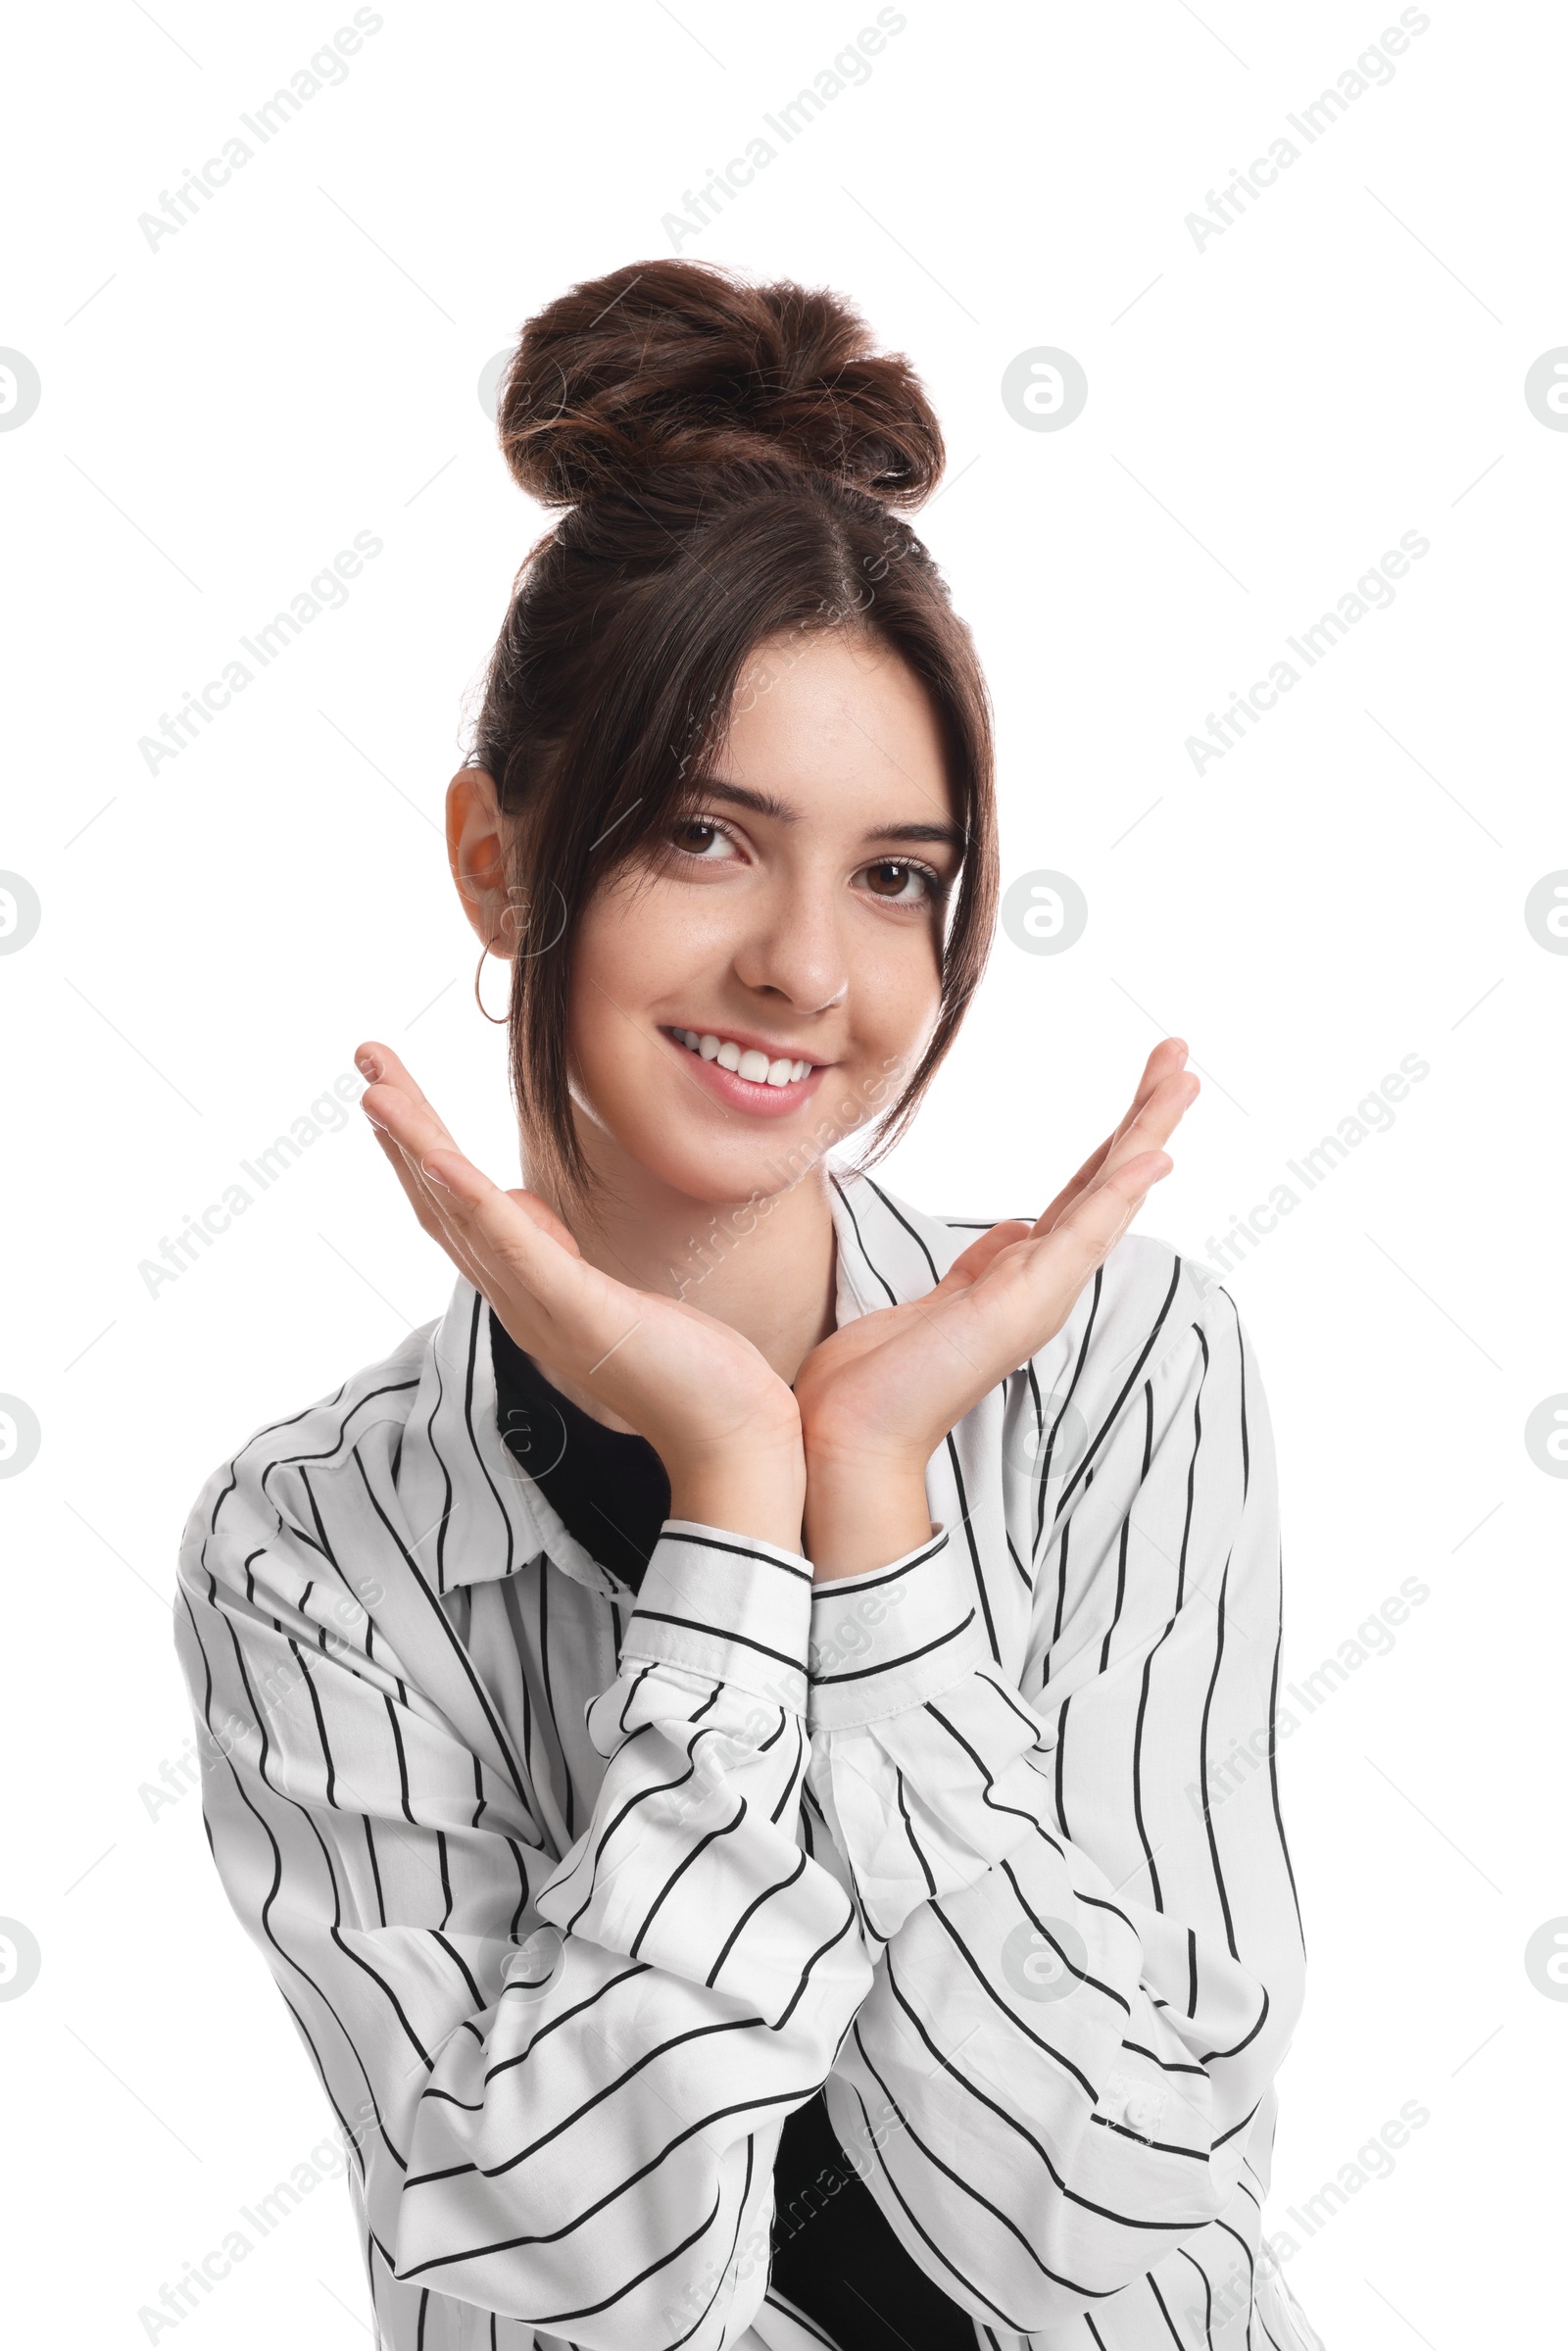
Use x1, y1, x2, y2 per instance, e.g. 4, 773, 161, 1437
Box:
683, 774, 967, 856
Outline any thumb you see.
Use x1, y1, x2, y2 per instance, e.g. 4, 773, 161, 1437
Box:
932, 1218, 1032, 1296
502, 1189, 583, 1259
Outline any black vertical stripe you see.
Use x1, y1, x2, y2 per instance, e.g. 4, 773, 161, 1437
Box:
1038, 1265, 1103, 1552
1178, 2243, 1216, 2350
1149, 2270, 1186, 2345
1054, 1260, 1182, 1520
1266, 1561, 1304, 1950
1198, 1562, 1240, 1962
945, 1428, 1001, 1664
1131, 1611, 1176, 1914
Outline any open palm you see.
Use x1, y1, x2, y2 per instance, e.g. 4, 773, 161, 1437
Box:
793, 1039, 1198, 1471
355, 1043, 800, 1474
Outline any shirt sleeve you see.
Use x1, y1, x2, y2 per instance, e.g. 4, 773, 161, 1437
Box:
174, 1464, 869, 2351
801, 1281, 1306, 2338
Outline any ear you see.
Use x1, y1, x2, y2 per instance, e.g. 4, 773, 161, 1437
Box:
447, 768, 515, 957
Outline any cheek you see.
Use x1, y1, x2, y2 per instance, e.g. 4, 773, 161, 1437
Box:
574, 881, 680, 1007
566, 880, 705, 1092
845, 916, 944, 1053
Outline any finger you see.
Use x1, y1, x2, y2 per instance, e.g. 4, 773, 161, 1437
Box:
360, 1063, 506, 1244
977, 1150, 1172, 1368
1052, 1067, 1196, 1236
361, 1067, 462, 1169
411, 1141, 616, 1339
357, 1050, 562, 1323
366, 1117, 445, 1244
368, 1089, 582, 1277
355, 1039, 445, 1123
368, 1108, 598, 1365
359, 1063, 485, 1258
930, 1219, 1033, 1297
498, 1187, 583, 1258
365, 1115, 494, 1294
1034, 1135, 1117, 1235
358, 1048, 581, 1251
1114, 1037, 1190, 1139
355, 1046, 602, 1370
1033, 1040, 1189, 1234
1090, 1067, 1198, 1186
361, 1082, 483, 1260
1050, 1147, 1172, 1267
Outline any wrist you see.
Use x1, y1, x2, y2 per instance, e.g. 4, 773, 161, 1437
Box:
803, 1446, 934, 1583
799, 1410, 931, 1480
663, 1425, 807, 1555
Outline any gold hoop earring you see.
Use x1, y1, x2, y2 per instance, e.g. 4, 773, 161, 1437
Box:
473, 940, 511, 1025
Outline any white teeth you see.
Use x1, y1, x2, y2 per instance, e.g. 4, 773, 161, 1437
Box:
675, 1028, 813, 1084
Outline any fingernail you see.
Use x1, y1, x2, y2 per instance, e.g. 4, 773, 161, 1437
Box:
364, 1108, 388, 1132
357, 1048, 382, 1081
420, 1158, 450, 1190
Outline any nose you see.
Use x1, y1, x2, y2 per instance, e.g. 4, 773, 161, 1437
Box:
730, 869, 850, 1015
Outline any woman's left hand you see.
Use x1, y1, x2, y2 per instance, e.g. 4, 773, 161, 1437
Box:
794, 1038, 1199, 1578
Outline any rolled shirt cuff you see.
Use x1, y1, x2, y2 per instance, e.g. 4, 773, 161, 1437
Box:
806, 1525, 990, 1730
620, 1519, 815, 1713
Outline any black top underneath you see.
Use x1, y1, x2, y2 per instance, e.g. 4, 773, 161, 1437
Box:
489, 1310, 976, 2350
489, 1309, 674, 1587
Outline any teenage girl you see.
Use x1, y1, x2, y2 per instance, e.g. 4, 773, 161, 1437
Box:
175, 259, 1320, 2351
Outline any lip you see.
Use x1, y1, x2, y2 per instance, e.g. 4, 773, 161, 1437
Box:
660, 1026, 831, 1120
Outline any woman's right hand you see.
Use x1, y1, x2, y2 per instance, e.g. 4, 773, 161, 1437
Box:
354, 1042, 806, 1550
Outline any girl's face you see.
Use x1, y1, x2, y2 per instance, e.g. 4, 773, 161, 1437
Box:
566, 627, 962, 1208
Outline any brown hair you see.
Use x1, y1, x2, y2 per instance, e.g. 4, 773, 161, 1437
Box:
469, 257, 998, 1210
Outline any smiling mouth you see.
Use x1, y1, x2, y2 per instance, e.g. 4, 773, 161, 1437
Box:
664, 1027, 819, 1090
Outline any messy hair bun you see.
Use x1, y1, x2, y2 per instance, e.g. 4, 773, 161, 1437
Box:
497, 258, 945, 511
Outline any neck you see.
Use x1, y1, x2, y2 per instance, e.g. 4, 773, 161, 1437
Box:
528, 1118, 841, 1402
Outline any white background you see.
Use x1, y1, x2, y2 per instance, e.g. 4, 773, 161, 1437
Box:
3, 2, 1564, 2343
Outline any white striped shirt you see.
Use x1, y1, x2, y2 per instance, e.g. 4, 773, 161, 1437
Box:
172, 1166, 1324, 2351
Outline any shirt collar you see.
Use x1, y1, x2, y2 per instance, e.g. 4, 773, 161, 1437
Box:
394, 1163, 953, 1595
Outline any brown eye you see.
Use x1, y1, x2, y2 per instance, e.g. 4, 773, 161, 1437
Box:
669, 816, 739, 861
862, 859, 930, 903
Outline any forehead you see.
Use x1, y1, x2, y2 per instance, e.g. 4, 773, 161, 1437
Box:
721, 626, 953, 822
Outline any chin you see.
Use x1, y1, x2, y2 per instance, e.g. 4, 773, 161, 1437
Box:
578, 1073, 865, 1209
623, 1116, 836, 1207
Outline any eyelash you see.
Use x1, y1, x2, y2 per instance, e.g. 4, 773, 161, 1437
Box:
666, 814, 952, 907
